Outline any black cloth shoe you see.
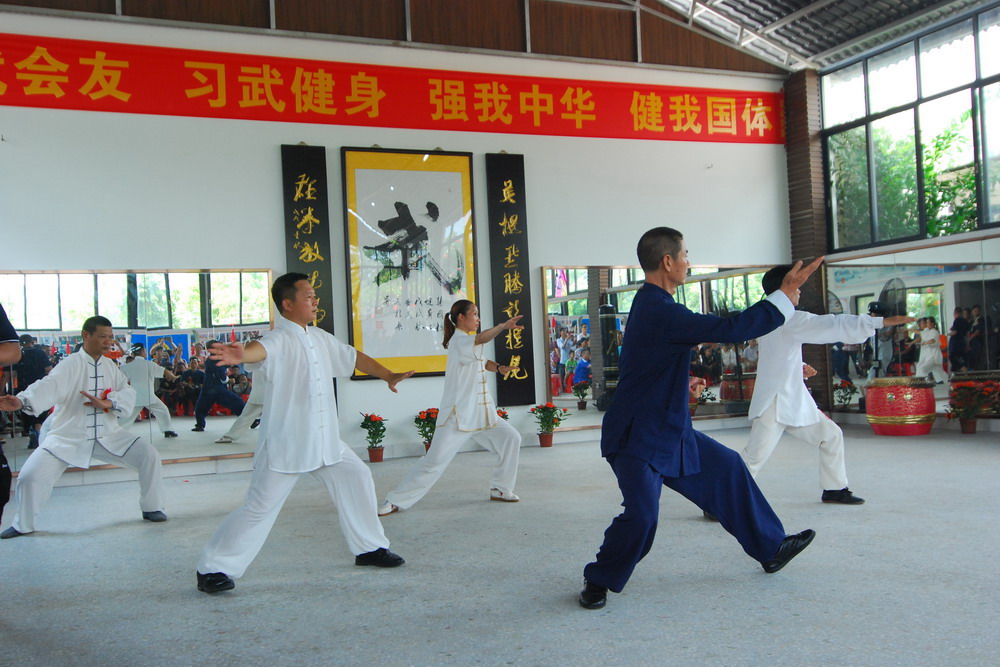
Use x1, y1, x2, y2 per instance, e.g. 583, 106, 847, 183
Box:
142, 511, 168, 522
191, 426, 205, 432
762, 529, 816, 574
163, 431, 178, 438
822, 487, 865, 504
197, 571, 235, 593
579, 582, 607, 610
250, 419, 260, 429
354, 547, 405, 568
1, 526, 26, 539
703, 510, 719, 522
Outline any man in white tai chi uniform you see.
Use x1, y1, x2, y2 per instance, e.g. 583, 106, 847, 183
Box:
196, 272, 413, 594
741, 265, 914, 505
0, 316, 167, 539
119, 343, 179, 439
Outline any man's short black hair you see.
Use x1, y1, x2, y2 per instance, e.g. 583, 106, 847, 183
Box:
82, 315, 112, 333
271, 272, 310, 314
761, 265, 793, 296
636, 227, 683, 272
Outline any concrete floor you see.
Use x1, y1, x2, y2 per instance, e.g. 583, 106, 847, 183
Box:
1, 422, 997, 666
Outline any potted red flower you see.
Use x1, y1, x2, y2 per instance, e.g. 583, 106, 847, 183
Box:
413, 407, 439, 451
529, 402, 569, 447
360, 412, 387, 461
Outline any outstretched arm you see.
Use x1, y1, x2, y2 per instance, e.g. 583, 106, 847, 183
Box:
475, 315, 524, 346
209, 340, 267, 366
355, 351, 414, 393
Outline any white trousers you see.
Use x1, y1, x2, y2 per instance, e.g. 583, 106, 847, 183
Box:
11, 439, 165, 533
915, 353, 945, 383
385, 419, 521, 510
197, 444, 388, 579
221, 402, 263, 441
742, 400, 848, 491
119, 396, 173, 434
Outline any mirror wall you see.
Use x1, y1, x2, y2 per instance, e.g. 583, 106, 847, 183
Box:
825, 233, 999, 409
0, 270, 273, 471
541, 264, 771, 418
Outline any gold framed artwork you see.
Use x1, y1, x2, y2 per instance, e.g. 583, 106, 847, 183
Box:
341, 147, 477, 377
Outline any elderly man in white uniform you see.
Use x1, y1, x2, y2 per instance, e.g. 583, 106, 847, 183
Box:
741, 265, 914, 505
196, 273, 414, 594
119, 344, 179, 438
0, 316, 167, 539
378, 299, 523, 516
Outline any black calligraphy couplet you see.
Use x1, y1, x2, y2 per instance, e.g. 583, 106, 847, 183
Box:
485, 153, 535, 407
281, 144, 335, 335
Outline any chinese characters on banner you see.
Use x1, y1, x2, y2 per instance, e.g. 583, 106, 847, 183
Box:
281, 145, 334, 335
0, 32, 783, 144
485, 154, 535, 407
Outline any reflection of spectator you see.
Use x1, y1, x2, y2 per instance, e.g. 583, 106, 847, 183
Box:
556, 328, 572, 382
150, 338, 181, 368
13, 334, 53, 449
573, 349, 592, 385
967, 305, 987, 370
178, 359, 205, 416
948, 307, 969, 373
0, 303, 20, 524
742, 339, 759, 372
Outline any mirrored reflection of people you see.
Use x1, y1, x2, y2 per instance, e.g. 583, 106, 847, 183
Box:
948, 307, 970, 374
191, 342, 246, 433
0, 303, 21, 524
378, 301, 523, 516
196, 273, 413, 594
0, 316, 167, 540
915, 317, 945, 383
214, 379, 264, 444
578, 227, 823, 610
967, 305, 987, 371
119, 344, 179, 439
741, 265, 914, 507
573, 348, 593, 385
13, 334, 53, 449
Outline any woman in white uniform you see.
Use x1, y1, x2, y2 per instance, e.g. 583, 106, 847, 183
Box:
378, 300, 523, 516
914, 317, 945, 383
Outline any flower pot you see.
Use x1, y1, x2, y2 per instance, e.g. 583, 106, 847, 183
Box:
865, 377, 936, 436
538, 432, 553, 448
577, 400, 587, 410
424, 441, 431, 452
367, 447, 384, 463
959, 418, 977, 434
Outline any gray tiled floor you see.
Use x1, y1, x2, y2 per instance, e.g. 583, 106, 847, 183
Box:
1, 422, 997, 666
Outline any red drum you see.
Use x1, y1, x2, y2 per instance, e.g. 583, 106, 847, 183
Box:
865, 377, 936, 436
720, 373, 756, 402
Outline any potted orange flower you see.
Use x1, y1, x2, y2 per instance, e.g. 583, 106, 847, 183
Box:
572, 381, 591, 410
413, 407, 439, 452
360, 413, 387, 461
529, 402, 569, 447
945, 381, 995, 434
496, 408, 509, 420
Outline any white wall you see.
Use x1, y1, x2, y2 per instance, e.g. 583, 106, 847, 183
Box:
0, 13, 792, 448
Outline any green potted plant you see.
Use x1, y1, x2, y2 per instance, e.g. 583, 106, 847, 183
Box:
833, 380, 859, 408
529, 402, 569, 447
572, 381, 590, 410
413, 407, 439, 452
945, 381, 993, 434
360, 412, 387, 461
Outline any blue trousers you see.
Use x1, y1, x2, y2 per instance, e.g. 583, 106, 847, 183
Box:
583, 431, 786, 593
194, 387, 246, 428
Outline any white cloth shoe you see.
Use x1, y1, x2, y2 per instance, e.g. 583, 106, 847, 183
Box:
214, 436, 234, 444
377, 500, 399, 516
490, 488, 520, 502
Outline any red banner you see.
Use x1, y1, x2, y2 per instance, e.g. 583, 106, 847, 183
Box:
0, 32, 784, 143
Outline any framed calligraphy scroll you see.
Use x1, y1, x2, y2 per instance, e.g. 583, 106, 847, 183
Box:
342, 147, 477, 377
485, 153, 535, 406
281, 144, 335, 334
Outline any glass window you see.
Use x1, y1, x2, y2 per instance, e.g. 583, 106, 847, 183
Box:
871, 111, 919, 242
920, 20, 975, 97
983, 82, 1000, 224
611, 269, 629, 288
59, 274, 96, 331
829, 126, 872, 248
97, 273, 128, 328
822, 61, 866, 128
868, 43, 917, 114
241, 272, 271, 324
980, 7, 1000, 77
137, 273, 170, 328
906, 286, 943, 323
0, 274, 26, 329
615, 289, 637, 315
210, 273, 241, 326
920, 92, 977, 236
676, 283, 702, 312
168, 272, 203, 329
25, 274, 59, 330
565, 298, 587, 316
